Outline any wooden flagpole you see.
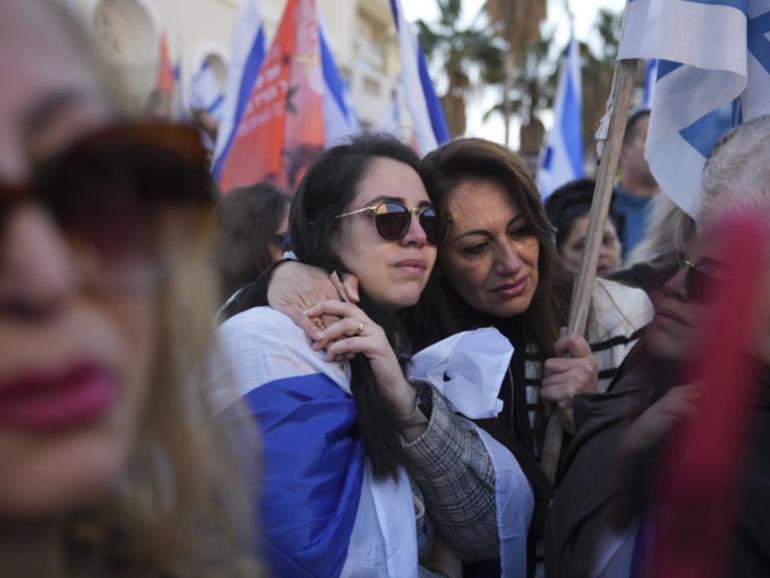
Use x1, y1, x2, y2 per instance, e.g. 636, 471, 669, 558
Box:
539, 47, 640, 483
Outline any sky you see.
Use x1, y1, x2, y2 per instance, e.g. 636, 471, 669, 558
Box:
401, 0, 627, 146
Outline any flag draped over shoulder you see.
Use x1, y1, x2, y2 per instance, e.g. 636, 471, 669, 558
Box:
618, 0, 770, 217
212, 307, 533, 578
537, 36, 584, 199
389, 0, 450, 156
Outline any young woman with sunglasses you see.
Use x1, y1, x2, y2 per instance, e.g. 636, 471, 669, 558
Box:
248, 138, 653, 576
0, 3, 259, 577
214, 134, 534, 577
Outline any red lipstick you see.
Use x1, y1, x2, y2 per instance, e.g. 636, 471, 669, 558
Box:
0, 362, 120, 431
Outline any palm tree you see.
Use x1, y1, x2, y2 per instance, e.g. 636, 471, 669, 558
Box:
581, 8, 623, 160
485, 0, 548, 147
417, 0, 503, 137
482, 30, 556, 156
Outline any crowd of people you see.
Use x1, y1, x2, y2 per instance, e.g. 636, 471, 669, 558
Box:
3, 2, 770, 578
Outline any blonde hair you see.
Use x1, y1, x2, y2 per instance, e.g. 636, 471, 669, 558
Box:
625, 193, 695, 267
32, 3, 262, 576
66, 208, 261, 578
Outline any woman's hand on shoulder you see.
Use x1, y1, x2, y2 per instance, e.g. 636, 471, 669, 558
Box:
541, 328, 599, 433
305, 300, 416, 417
268, 262, 360, 338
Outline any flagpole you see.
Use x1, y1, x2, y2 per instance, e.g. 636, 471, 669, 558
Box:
540, 5, 639, 484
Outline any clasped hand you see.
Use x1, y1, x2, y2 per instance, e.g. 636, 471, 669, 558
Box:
540, 328, 600, 433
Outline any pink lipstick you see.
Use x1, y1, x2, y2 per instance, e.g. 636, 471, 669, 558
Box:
491, 277, 528, 298
0, 362, 120, 431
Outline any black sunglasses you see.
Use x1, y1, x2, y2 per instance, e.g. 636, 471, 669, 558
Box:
335, 201, 446, 245
658, 256, 722, 303
2, 121, 213, 266
679, 257, 722, 303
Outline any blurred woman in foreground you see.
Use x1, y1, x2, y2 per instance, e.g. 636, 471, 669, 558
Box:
0, 2, 258, 577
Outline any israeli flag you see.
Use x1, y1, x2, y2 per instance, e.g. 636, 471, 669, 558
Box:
618, 0, 770, 216
212, 308, 533, 577
538, 36, 584, 199
190, 60, 225, 120
212, 0, 266, 180
389, 0, 450, 155
319, 21, 361, 147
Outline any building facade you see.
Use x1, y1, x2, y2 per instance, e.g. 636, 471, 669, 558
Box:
65, 0, 405, 129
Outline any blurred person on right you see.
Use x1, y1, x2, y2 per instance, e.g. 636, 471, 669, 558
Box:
547, 115, 770, 578
613, 108, 659, 258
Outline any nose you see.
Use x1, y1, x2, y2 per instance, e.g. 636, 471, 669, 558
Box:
0, 205, 78, 320
662, 263, 689, 301
400, 210, 428, 247
494, 239, 523, 276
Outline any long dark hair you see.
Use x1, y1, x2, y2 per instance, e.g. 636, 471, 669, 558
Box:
422, 138, 572, 360
291, 133, 433, 480
216, 182, 290, 300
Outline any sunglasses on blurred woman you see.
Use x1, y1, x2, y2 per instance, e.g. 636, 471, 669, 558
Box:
1, 122, 214, 289
653, 255, 722, 303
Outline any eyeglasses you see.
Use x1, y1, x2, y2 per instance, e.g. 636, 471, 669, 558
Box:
1, 122, 213, 279
675, 256, 722, 303
335, 201, 445, 245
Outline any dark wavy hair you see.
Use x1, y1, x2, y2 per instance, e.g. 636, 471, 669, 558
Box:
422, 138, 573, 360
216, 182, 290, 300
291, 133, 434, 480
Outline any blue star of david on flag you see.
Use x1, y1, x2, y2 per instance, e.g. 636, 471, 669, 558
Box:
619, 0, 770, 217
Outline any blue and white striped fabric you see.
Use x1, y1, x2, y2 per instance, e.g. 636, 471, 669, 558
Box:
319, 22, 361, 148
190, 60, 225, 121
537, 36, 584, 199
212, 308, 533, 577
618, 0, 770, 216
212, 0, 266, 181
389, 0, 450, 155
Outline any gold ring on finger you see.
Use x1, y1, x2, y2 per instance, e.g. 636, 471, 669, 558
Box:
354, 321, 367, 336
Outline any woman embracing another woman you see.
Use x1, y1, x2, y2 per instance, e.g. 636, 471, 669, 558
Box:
214, 135, 533, 577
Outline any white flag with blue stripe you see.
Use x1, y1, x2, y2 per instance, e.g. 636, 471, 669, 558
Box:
389, 0, 450, 155
190, 60, 225, 121
212, 0, 266, 179
618, 0, 770, 216
319, 21, 361, 147
538, 36, 584, 198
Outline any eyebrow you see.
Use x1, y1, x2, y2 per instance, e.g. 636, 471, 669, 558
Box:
362, 195, 432, 207
451, 213, 527, 242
